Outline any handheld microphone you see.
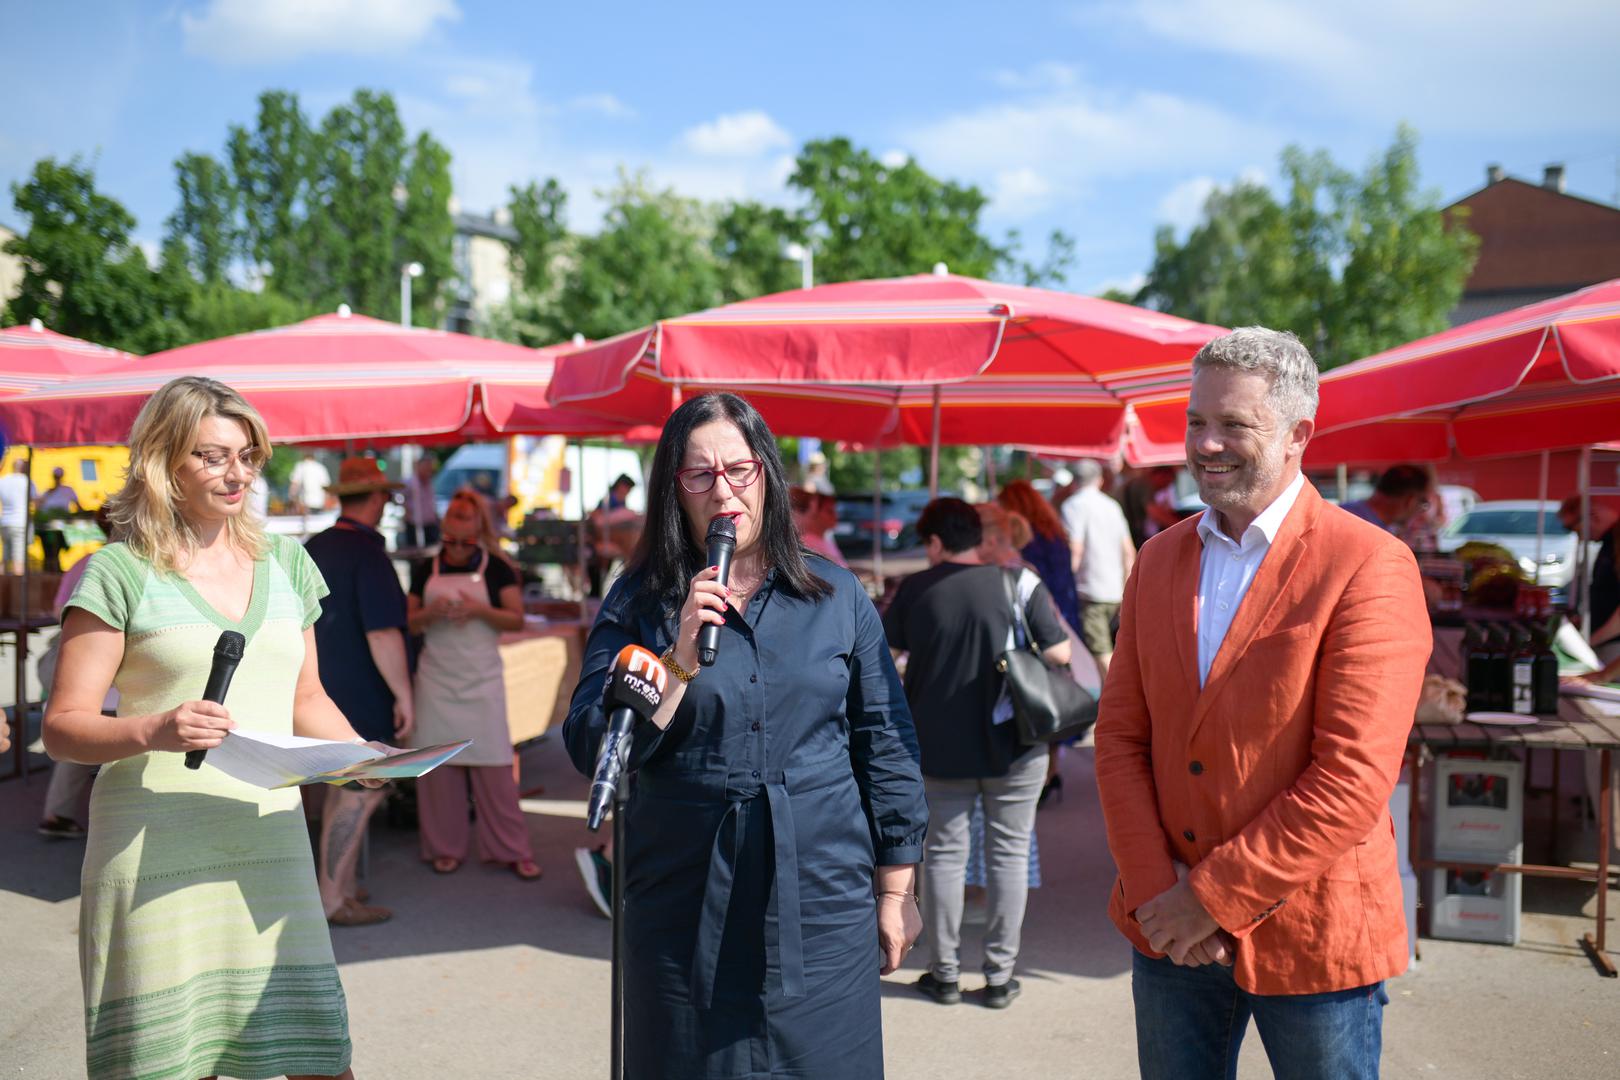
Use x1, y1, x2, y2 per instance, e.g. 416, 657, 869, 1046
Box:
696, 514, 737, 667
586, 644, 668, 830
186, 630, 246, 770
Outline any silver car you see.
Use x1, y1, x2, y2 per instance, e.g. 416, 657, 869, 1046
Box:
1436, 500, 1588, 591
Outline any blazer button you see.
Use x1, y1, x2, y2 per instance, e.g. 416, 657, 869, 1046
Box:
1183, 829, 1196, 842
1189, 761, 1205, 775
751, 721, 761, 732
750, 674, 758, 683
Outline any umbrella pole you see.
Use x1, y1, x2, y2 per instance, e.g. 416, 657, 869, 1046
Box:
1580, 446, 1593, 638
985, 447, 997, 495
1336, 464, 1348, 504
928, 387, 941, 498
872, 450, 883, 593
14, 445, 34, 783
1534, 450, 1549, 584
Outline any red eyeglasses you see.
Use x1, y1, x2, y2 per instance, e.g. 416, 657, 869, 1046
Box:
676, 459, 763, 494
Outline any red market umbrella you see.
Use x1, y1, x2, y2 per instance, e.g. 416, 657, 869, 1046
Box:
1132, 279, 1620, 465
0, 319, 136, 396
546, 272, 1226, 450
0, 309, 635, 447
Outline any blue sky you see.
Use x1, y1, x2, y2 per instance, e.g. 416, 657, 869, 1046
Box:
3, 0, 1617, 296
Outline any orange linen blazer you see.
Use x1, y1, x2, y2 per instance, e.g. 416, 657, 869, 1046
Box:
1094, 482, 1430, 995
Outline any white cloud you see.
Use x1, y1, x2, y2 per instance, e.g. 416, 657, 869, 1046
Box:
1108, 0, 1620, 133
1157, 176, 1218, 234
679, 110, 792, 158
988, 62, 1082, 92
1094, 271, 1146, 297
902, 83, 1278, 221
568, 93, 634, 118
181, 0, 459, 64
879, 149, 910, 169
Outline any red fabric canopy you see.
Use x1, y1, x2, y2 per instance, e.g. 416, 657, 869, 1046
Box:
0, 311, 634, 447
0, 321, 136, 394
1134, 279, 1620, 465
547, 273, 1225, 447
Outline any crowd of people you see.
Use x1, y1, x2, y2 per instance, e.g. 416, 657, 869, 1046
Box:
16, 321, 1620, 1079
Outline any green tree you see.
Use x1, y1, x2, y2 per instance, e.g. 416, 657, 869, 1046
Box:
228, 91, 317, 299
507, 178, 569, 295
788, 138, 1009, 282
1136, 128, 1477, 369
711, 199, 805, 301
3, 157, 159, 352
166, 152, 238, 286
398, 131, 455, 326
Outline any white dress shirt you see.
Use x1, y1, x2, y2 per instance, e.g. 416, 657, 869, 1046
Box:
1194, 471, 1306, 686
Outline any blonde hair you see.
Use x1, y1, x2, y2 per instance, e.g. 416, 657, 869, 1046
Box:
444, 486, 516, 570
106, 377, 271, 573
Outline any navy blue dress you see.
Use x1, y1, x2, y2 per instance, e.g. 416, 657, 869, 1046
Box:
564, 555, 928, 1079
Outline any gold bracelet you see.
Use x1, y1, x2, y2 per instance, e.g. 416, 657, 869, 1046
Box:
660, 647, 697, 684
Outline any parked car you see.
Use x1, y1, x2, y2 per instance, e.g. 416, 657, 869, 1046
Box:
833, 490, 940, 554
1436, 500, 1591, 592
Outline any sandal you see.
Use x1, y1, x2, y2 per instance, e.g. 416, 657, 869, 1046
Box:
513, 859, 542, 880
432, 856, 461, 874
326, 899, 392, 927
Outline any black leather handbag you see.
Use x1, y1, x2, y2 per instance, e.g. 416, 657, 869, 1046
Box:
996, 569, 1098, 745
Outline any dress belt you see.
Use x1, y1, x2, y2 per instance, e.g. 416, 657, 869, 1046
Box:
640, 754, 849, 1010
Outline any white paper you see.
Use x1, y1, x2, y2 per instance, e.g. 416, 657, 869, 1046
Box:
205, 729, 383, 790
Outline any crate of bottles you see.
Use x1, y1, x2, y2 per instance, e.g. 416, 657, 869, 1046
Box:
1431, 755, 1523, 859
1427, 865, 1522, 945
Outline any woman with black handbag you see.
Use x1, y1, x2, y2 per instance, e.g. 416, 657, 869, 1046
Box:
884, 498, 1071, 1010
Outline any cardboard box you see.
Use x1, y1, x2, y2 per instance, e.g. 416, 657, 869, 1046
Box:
1431, 755, 1522, 859
1427, 864, 1521, 945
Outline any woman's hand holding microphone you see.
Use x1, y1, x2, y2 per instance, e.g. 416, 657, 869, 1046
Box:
145, 700, 235, 754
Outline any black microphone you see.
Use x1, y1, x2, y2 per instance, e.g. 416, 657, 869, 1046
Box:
586, 644, 668, 831
696, 514, 737, 667
186, 630, 246, 770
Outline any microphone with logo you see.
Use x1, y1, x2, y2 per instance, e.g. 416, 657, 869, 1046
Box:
586, 644, 668, 831
696, 514, 736, 667
185, 630, 246, 770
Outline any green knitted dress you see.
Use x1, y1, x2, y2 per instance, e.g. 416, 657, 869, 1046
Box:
67, 536, 351, 1079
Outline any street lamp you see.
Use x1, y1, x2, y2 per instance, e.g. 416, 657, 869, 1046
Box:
783, 242, 813, 291
400, 261, 425, 327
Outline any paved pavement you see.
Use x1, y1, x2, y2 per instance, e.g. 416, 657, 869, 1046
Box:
2, 730, 1616, 1078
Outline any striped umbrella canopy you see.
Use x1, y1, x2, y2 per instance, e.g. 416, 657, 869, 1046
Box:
0, 319, 137, 393
0, 309, 635, 447
1133, 279, 1620, 465
546, 272, 1226, 449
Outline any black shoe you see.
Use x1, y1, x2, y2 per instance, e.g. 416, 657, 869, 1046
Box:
982, 978, 1022, 1009
38, 816, 87, 839
575, 846, 612, 919
913, 972, 961, 1005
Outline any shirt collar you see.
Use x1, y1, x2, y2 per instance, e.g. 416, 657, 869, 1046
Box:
1198, 471, 1306, 552
334, 515, 385, 543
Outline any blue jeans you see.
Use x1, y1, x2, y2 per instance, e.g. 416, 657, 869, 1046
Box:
1132, 950, 1388, 1080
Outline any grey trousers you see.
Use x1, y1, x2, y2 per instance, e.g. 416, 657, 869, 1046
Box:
921, 745, 1047, 986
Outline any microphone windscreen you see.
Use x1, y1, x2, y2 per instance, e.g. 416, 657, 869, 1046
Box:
706, 514, 737, 544
214, 630, 246, 662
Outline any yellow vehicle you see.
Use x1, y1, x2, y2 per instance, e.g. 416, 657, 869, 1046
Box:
0, 445, 128, 570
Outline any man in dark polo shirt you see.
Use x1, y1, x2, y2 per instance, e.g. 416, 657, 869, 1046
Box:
305, 456, 414, 927
884, 497, 1070, 1010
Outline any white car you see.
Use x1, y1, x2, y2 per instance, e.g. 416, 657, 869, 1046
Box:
1436, 500, 1588, 591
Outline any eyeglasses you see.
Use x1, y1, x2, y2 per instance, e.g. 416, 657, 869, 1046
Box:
190, 448, 264, 475
676, 459, 763, 495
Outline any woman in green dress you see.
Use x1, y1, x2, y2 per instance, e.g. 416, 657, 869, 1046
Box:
45, 377, 376, 1080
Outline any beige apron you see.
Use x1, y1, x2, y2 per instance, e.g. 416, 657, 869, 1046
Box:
411, 550, 511, 767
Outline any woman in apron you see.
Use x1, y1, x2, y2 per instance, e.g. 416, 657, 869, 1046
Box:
406, 489, 541, 879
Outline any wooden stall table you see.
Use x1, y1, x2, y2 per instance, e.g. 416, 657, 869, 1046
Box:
1407, 693, 1619, 977
500, 615, 587, 793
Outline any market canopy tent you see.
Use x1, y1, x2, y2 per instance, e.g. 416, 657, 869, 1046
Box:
1132, 279, 1620, 466
0, 309, 635, 447
0, 319, 136, 397
546, 272, 1226, 450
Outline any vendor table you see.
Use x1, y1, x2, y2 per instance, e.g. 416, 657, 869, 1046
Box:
1408, 693, 1619, 977
500, 618, 587, 746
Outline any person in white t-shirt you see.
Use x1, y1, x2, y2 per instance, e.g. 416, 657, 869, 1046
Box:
287, 452, 331, 515
0, 460, 40, 574
1061, 458, 1136, 677
402, 455, 440, 548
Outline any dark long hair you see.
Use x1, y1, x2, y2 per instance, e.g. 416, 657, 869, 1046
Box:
628, 393, 832, 613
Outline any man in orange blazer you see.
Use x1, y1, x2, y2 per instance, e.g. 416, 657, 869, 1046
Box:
1095, 327, 1429, 1079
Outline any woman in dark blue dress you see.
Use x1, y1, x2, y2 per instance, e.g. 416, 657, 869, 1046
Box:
564, 392, 929, 1079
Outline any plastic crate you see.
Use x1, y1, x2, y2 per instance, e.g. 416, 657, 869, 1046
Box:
1427, 864, 1521, 945
1430, 755, 1522, 860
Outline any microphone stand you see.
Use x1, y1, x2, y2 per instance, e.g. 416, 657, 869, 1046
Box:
610, 743, 632, 1080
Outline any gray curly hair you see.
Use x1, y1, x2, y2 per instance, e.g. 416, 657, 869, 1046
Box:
1191, 327, 1319, 426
